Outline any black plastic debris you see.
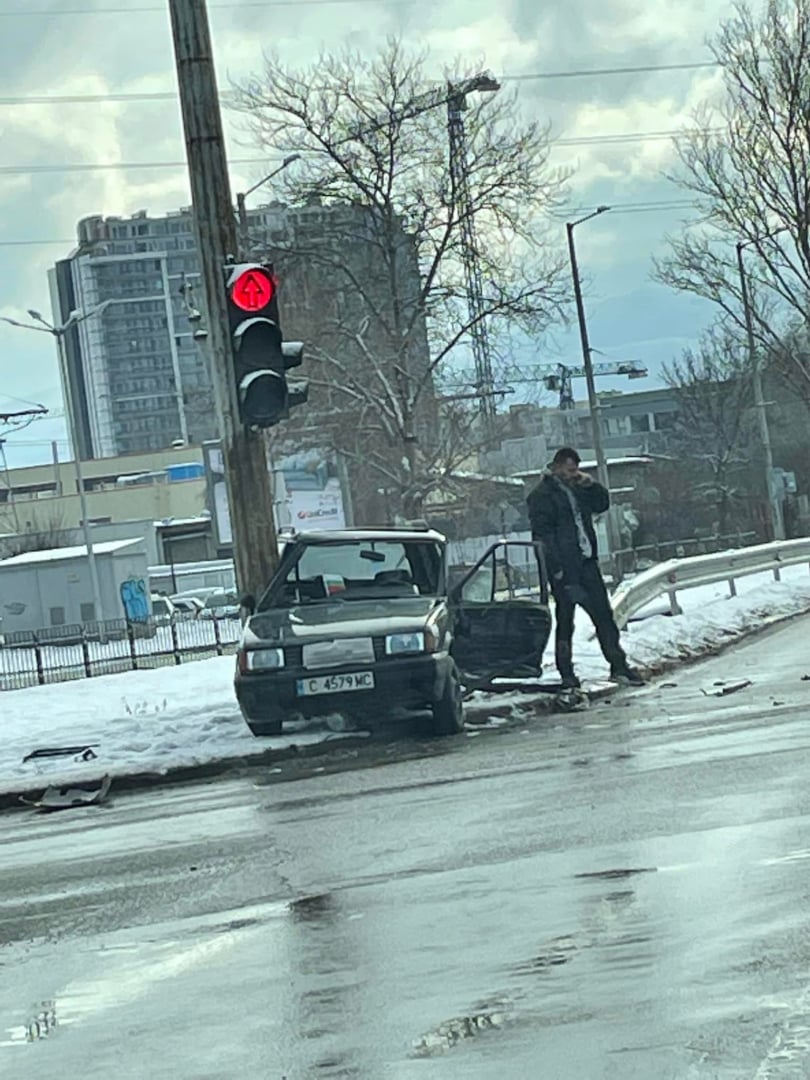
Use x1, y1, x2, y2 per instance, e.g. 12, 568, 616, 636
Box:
701, 679, 752, 697
575, 867, 657, 881
23, 745, 99, 764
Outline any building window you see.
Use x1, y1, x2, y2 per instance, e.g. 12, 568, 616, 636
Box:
80, 602, 96, 623
653, 411, 677, 431
50, 606, 66, 627
629, 413, 651, 433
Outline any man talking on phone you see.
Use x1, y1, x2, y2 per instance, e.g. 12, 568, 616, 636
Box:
527, 446, 643, 690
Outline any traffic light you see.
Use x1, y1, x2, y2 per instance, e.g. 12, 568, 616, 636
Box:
224, 262, 308, 428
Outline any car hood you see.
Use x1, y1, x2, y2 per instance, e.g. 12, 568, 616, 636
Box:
244, 596, 442, 646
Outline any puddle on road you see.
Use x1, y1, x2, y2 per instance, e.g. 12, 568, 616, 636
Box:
288, 893, 337, 923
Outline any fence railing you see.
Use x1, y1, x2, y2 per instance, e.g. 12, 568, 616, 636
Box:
611, 537, 810, 629
0, 612, 242, 691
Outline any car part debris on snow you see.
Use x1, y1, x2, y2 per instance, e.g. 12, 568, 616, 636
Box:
22, 745, 99, 764
19, 774, 111, 812
701, 679, 752, 697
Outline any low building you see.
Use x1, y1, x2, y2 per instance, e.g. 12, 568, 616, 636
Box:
0, 538, 147, 636
0, 444, 208, 539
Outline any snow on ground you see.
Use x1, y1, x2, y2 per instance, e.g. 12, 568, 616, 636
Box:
2, 564, 809, 798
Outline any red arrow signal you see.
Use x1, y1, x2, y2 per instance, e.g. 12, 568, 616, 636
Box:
231, 268, 275, 312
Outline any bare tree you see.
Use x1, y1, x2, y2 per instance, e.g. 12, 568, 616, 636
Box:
654, 0, 810, 400
231, 39, 569, 518
663, 323, 756, 535
0, 510, 74, 559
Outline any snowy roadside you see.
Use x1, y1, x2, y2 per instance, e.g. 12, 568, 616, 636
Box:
2, 564, 810, 801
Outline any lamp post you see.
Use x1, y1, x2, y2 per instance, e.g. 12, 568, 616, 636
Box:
236, 154, 301, 255
566, 206, 620, 575
1, 303, 113, 627
735, 239, 785, 540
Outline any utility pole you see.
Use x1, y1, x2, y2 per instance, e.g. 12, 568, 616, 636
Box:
566, 208, 620, 576
736, 240, 785, 541
1, 313, 106, 630
168, 0, 279, 596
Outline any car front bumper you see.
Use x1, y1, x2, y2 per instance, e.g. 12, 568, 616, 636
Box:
235, 651, 453, 726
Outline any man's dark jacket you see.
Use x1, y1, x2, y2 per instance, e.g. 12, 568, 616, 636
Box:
527, 472, 610, 587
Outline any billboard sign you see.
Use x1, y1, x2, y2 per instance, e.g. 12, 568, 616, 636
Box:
202, 442, 348, 551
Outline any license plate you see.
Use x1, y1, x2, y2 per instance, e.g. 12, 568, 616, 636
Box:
296, 671, 375, 697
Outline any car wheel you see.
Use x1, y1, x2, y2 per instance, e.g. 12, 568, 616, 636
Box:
247, 716, 283, 737
431, 668, 464, 736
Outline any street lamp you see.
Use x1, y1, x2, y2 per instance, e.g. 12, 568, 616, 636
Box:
565, 206, 621, 574
236, 154, 301, 255
735, 237, 785, 540
1, 303, 114, 627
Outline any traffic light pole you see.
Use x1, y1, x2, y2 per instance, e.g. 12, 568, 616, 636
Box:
168, 0, 280, 596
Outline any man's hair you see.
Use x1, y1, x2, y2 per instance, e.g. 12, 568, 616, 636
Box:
551, 447, 580, 467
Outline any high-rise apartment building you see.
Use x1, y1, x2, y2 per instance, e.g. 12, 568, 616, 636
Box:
50, 208, 213, 458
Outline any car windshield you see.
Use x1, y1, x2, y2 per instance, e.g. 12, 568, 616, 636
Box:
258, 539, 443, 609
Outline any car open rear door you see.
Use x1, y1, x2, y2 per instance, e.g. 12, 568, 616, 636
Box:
450, 540, 552, 684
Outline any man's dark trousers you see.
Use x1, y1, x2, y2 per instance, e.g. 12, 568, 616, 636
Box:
552, 558, 626, 677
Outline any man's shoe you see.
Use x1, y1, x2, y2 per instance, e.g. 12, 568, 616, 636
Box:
610, 666, 644, 687
560, 673, 582, 690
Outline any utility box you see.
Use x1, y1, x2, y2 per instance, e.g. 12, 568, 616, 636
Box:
0, 538, 147, 635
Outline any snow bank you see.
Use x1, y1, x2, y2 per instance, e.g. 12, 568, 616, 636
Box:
2, 564, 809, 797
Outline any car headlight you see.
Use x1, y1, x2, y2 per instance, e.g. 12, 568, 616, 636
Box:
242, 647, 285, 672
385, 631, 426, 656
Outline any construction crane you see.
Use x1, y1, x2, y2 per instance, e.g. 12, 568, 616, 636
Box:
348, 73, 501, 428
516, 360, 649, 410
441, 358, 648, 448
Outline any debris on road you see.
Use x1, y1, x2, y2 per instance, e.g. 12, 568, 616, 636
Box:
701, 679, 752, 697
22, 745, 99, 764
19, 774, 112, 812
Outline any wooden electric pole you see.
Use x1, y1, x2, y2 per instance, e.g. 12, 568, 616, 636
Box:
168, 0, 279, 596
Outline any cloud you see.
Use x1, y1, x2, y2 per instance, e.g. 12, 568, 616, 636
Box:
0, 0, 740, 468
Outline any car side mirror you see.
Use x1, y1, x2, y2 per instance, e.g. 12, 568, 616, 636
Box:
240, 592, 256, 616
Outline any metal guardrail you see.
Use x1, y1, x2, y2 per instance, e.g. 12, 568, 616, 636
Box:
611, 532, 758, 578
611, 537, 810, 629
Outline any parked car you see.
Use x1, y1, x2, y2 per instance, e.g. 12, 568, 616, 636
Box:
200, 590, 241, 620
235, 527, 551, 738
150, 594, 179, 625
169, 595, 204, 618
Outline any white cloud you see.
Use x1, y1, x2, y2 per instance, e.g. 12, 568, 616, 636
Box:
0, 0, 743, 467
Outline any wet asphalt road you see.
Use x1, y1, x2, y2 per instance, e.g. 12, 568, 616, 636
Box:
3, 616, 810, 1079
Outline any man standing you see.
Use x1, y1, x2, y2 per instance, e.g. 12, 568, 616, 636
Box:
527, 447, 643, 689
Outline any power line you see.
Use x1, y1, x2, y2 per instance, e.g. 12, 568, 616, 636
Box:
0, 200, 703, 250
0, 156, 279, 175
0, 239, 75, 247
0, 128, 714, 178
0, 61, 722, 107
503, 61, 720, 81
0, 0, 407, 13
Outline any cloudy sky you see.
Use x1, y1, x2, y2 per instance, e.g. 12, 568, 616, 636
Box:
0, 0, 737, 467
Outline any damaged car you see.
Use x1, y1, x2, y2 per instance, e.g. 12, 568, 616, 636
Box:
235, 527, 551, 737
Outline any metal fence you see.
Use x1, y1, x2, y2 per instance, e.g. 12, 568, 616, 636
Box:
0, 613, 242, 691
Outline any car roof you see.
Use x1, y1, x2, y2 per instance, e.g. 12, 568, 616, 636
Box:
286, 527, 446, 545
